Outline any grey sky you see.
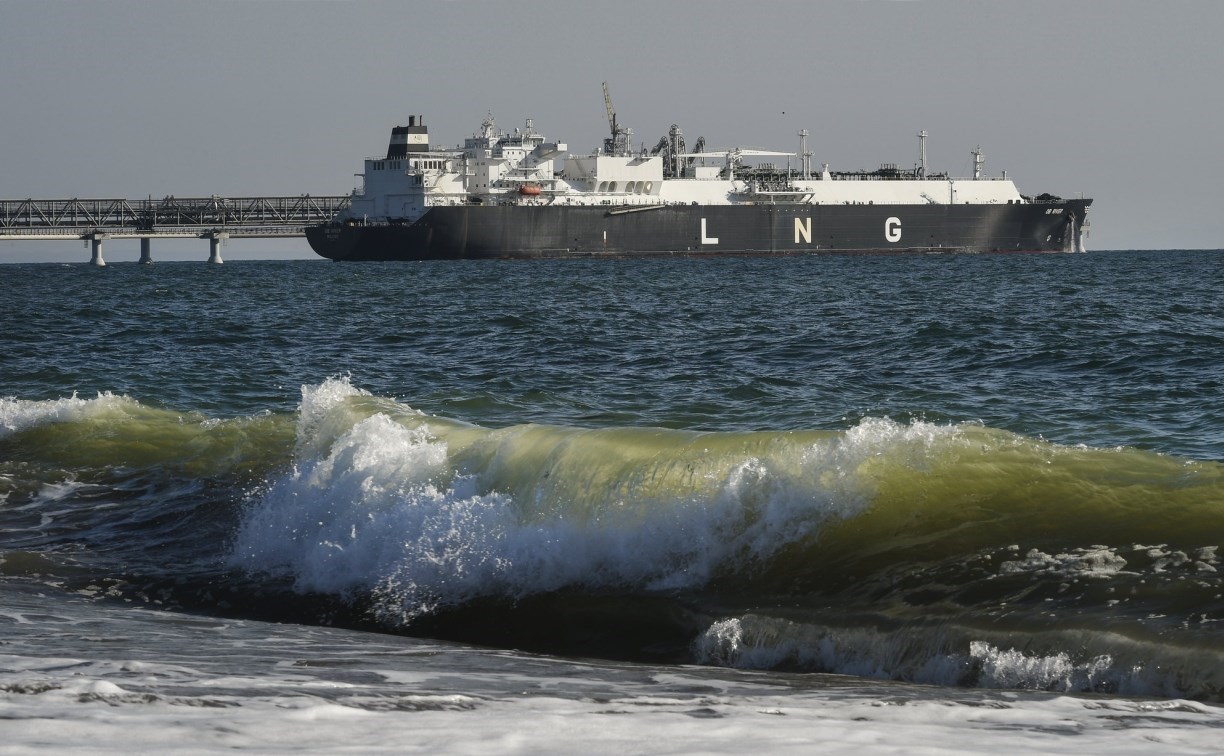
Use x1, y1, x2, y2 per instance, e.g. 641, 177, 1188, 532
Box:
2, 0, 1221, 262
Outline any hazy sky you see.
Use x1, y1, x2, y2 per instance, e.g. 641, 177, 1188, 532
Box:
2, 0, 1222, 262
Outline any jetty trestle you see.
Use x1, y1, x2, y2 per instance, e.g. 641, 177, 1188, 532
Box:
1, 195, 349, 263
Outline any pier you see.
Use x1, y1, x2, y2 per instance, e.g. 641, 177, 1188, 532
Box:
0, 195, 349, 264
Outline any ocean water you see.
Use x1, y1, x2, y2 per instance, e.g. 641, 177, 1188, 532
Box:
2, 249, 1223, 752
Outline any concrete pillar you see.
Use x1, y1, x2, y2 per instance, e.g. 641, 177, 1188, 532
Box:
89, 235, 107, 267
138, 238, 153, 264
207, 233, 227, 264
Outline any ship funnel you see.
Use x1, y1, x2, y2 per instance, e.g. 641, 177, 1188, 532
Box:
387, 116, 429, 159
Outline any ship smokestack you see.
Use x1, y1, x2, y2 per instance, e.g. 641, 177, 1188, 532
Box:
387, 116, 429, 159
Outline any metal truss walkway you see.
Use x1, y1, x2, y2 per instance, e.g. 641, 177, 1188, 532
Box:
0, 195, 349, 238
0, 195, 349, 264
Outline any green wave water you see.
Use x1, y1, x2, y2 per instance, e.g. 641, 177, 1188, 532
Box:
3, 379, 1222, 697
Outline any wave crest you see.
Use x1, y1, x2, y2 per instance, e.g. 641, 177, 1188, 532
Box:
692, 615, 1224, 699
229, 382, 970, 620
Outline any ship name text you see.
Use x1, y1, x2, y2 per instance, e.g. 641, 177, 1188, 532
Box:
698, 216, 904, 246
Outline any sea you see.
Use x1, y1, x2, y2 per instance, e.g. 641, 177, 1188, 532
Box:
2, 249, 1222, 753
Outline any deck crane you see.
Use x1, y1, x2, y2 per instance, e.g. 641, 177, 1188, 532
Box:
601, 82, 632, 156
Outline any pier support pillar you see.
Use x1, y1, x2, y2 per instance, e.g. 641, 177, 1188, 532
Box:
138, 238, 153, 264
89, 235, 107, 267
207, 233, 227, 264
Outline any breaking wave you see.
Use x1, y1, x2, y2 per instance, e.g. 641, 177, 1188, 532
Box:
3, 379, 1223, 698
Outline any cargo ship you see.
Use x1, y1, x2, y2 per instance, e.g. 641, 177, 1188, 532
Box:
306, 86, 1091, 260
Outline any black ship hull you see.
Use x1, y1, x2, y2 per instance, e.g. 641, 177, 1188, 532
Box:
306, 200, 1092, 261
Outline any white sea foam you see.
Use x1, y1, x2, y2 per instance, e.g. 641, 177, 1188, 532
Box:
2, 594, 1222, 756
998, 546, 1131, 578
0, 392, 136, 439
968, 641, 1116, 692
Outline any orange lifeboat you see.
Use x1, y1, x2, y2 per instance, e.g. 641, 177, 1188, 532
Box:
518, 183, 542, 196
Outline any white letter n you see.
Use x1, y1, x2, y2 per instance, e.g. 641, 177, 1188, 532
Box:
795, 217, 812, 244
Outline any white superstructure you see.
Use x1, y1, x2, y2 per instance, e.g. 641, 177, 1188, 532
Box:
340, 111, 1026, 227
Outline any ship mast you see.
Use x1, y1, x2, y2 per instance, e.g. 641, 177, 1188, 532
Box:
917, 130, 928, 178
799, 129, 812, 179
